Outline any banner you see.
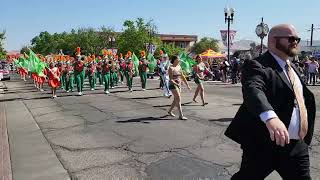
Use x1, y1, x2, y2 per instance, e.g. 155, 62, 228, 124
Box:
107, 49, 118, 55
220, 30, 237, 47
146, 43, 156, 55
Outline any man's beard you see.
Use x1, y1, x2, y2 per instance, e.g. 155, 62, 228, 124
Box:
276, 40, 298, 57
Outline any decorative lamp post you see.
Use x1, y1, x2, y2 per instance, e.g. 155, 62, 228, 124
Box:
255, 17, 269, 55
109, 37, 115, 48
224, 7, 235, 63
108, 36, 116, 54
147, 25, 155, 55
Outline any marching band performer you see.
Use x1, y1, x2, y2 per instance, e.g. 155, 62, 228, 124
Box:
139, 51, 149, 91
47, 63, 61, 98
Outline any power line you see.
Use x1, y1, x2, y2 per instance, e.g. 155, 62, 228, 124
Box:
306, 24, 320, 46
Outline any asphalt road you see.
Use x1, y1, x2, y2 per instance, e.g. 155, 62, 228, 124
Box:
2, 75, 320, 180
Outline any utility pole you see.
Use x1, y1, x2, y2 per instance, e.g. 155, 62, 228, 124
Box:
307, 24, 320, 47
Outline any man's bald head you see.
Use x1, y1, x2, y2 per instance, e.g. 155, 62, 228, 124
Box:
268, 24, 298, 46
267, 24, 300, 58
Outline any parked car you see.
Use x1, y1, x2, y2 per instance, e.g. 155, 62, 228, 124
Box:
0, 62, 11, 80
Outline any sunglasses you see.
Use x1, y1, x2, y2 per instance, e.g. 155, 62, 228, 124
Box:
274, 36, 301, 44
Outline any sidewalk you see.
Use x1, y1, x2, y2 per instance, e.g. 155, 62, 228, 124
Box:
0, 81, 12, 180
1, 81, 69, 180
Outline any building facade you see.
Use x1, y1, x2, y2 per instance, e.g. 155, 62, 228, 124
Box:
157, 34, 198, 50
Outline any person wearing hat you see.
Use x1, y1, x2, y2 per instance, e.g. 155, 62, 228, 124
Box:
73, 55, 85, 95
65, 61, 74, 92
102, 58, 111, 94
119, 54, 126, 84
96, 56, 103, 86
47, 62, 61, 98
159, 51, 172, 97
125, 57, 135, 92
110, 58, 117, 89
113, 55, 120, 87
59, 56, 67, 91
86, 61, 96, 90
139, 51, 149, 90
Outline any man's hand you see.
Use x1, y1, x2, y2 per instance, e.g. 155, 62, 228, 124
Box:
265, 117, 290, 146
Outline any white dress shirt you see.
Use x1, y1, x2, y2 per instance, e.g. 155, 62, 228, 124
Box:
259, 52, 303, 139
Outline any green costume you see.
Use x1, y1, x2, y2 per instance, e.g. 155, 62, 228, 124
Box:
102, 62, 111, 93
125, 61, 134, 91
119, 59, 126, 83
86, 64, 96, 90
139, 59, 148, 89
96, 62, 103, 86
74, 61, 85, 93
65, 65, 74, 92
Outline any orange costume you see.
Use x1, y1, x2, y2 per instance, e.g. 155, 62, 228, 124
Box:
48, 67, 61, 88
19, 67, 28, 76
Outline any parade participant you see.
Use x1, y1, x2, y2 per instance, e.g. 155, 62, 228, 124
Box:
63, 61, 74, 92
192, 55, 208, 106
47, 63, 61, 98
139, 51, 148, 91
125, 57, 134, 92
157, 58, 163, 89
86, 61, 96, 90
19, 65, 28, 81
225, 24, 316, 179
167, 55, 191, 120
102, 58, 111, 94
159, 50, 171, 97
73, 47, 85, 96
37, 68, 47, 92
110, 58, 117, 89
113, 55, 120, 86
119, 53, 126, 84
59, 56, 67, 90
31, 71, 38, 88
96, 56, 103, 86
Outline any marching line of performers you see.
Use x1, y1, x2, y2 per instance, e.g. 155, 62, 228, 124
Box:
15, 49, 210, 120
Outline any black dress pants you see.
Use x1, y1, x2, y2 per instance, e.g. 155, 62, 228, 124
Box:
231, 140, 311, 180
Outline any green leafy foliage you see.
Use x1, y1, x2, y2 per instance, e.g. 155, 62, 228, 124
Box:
0, 31, 6, 59
191, 37, 220, 55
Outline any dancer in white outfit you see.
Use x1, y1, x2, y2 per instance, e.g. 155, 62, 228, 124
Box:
159, 53, 172, 97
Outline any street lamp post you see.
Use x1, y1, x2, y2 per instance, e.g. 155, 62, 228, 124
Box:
224, 7, 235, 63
108, 36, 115, 54
147, 25, 155, 55
255, 17, 269, 55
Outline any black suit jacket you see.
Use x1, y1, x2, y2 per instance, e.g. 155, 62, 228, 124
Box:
225, 51, 316, 147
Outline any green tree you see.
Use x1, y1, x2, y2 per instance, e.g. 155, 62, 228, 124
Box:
20, 45, 31, 54
0, 31, 7, 59
191, 37, 220, 54
117, 18, 160, 56
155, 43, 185, 58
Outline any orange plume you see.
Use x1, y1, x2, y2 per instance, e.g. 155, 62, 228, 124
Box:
76, 47, 81, 55
160, 50, 164, 55
127, 51, 132, 57
140, 50, 146, 57
103, 49, 108, 56
92, 55, 96, 60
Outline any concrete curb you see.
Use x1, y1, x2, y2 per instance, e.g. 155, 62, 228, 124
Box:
0, 82, 12, 180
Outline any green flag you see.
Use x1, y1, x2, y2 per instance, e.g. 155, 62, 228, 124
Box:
28, 49, 41, 72
132, 52, 140, 76
147, 53, 157, 73
28, 49, 46, 76
18, 57, 29, 69
179, 52, 195, 74
35, 61, 47, 77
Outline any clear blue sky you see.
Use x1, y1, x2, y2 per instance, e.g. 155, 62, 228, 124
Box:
1, 0, 319, 51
